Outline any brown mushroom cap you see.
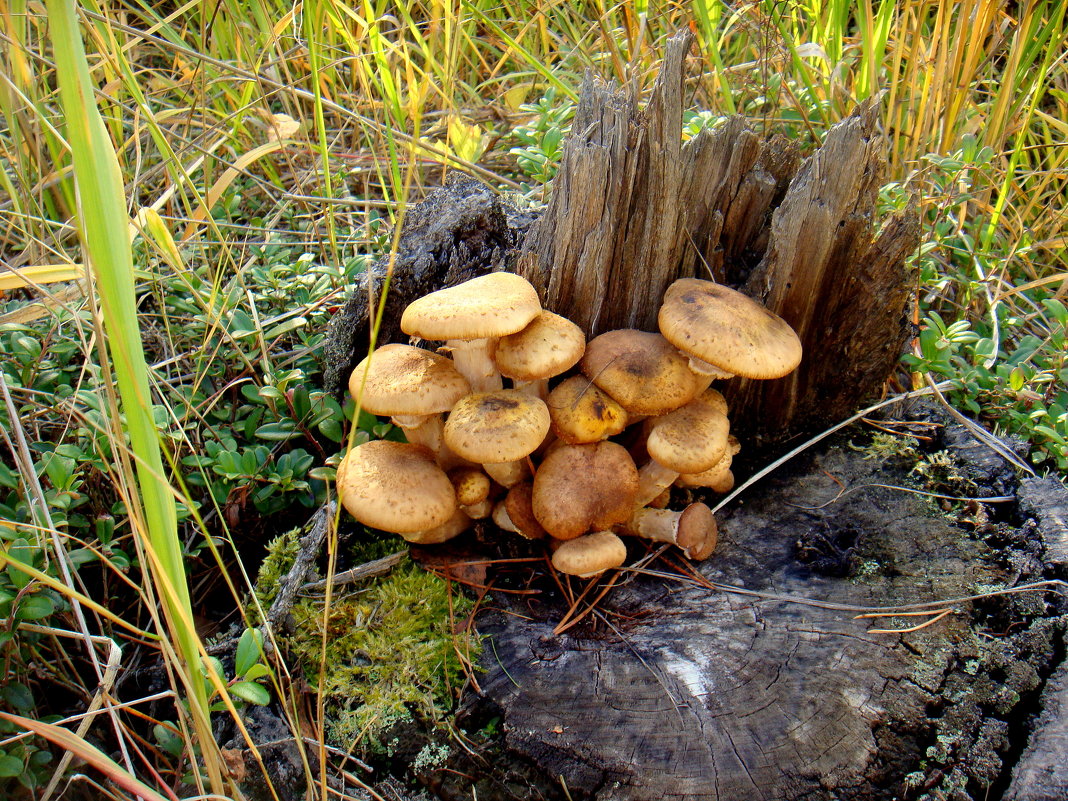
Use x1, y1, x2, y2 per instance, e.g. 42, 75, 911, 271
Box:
495, 310, 585, 383
443, 390, 550, 464
349, 343, 470, 416
503, 482, 546, 540
532, 441, 639, 540
580, 330, 701, 415
658, 278, 802, 379
551, 531, 628, 577
336, 441, 456, 534
645, 392, 731, 474
675, 502, 718, 561
546, 375, 629, 444
400, 272, 541, 341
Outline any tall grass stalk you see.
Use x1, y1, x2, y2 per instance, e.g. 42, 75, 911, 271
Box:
43, 0, 227, 794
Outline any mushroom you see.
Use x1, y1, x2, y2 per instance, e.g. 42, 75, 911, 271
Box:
618, 502, 718, 561
401, 272, 542, 392
676, 435, 740, 493
405, 507, 473, 545
658, 278, 803, 387
449, 467, 493, 519
335, 440, 456, 536
349, 343, 470, 455
545, 375, 629, 445
580, 329, 701, 417
494, 310, 586, 399
491, 482, 546, 540
551, 531, 628, 577
531, 441, 639, 540
443, 390, 550, 488
634, 389, 730, 508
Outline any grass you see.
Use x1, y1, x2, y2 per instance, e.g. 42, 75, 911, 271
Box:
0, 0, 1065, 797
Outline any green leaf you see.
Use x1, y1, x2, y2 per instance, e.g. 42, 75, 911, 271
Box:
16, 595, 55, 621
3, 684, 34, 712
1009, 367, 1025, 392
0, 754, 23, 778
242, 663, 270, 681
229, 681, 270, 706
235, 628, 263, 678
254, 421, 298, 441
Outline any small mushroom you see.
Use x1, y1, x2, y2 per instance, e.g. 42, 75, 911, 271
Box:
494, 310, 586, 399
401, 272, 542, 392
634, 389, 730, 508
551, 531, 628, 577
619, 502, 718, 561
492, 482, 546, 540
580, 329, 701, 416
545, 375, 629, 445
444, 390, 550, 488
349, 343, 470, 456
658, 278, 803, 383
449, 467, 493, 519
532, 441, 639, 540
335, 441, 456, 535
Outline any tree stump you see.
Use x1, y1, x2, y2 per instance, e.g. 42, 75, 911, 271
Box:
319, 29, 1067, 801
517, 30, 918, 444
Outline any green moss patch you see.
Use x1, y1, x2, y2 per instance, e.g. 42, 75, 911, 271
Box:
255, 531, 479, 751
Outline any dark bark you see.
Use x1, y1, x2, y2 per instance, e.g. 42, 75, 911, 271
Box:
321, 176, 535, 395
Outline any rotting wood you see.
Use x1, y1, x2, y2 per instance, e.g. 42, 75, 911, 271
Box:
519, 29, 918, 444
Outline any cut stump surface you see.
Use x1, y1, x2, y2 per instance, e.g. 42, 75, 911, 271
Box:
476, 411, 1066, 800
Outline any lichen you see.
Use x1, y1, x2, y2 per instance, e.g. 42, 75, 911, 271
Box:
253, 532, 481, 752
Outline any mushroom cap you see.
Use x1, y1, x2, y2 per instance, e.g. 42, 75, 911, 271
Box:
400, 272, 542, 341
675, 502, 718, 561
675, 448, 735, 491
532, 441, 639, 540
448, 467, 492, 507
443, 390, 550, 464
551, 531, 628, 577
645, 391, 731, 474
350, 343, 471, 416
546, 375, 629, 444
336, 441, 456, 534
503, 482, 546, 540
580, 329, 701, 415
658, 278, 802, 379
494, 310, 585, 382
402, 507, 471, 545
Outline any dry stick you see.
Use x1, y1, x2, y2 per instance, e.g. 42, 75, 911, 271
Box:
786, 482, 1016, 511
631, 567, 1065, 616
923, 372, 1035, 474
262, 503, 334, 638
712, 378, 1030, 515
299, 550, 407, 593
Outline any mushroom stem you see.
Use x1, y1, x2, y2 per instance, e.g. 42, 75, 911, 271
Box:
392, 413, 445, 453
619, 503, 718, 561
447, 338, 503, 393
634, 460, 679, 509
511, 377, 550, 400
483, 459, 530, 488
402, 507, 471, 544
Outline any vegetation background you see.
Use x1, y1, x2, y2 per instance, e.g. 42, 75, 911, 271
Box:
0, 0, 1065, 798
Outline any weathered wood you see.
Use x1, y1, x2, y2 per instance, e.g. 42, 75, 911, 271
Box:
321, 176, 534, 395
519, 30, 917, 442
728, 101, 920, 442
476, 412, 1066, 800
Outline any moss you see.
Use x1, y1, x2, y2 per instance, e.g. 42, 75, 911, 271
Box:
253, 531, 480, 752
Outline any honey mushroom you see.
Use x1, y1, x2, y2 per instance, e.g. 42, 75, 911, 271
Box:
401, 272, 542, 392
443, 389, 550, 488
349, 343, 470, 458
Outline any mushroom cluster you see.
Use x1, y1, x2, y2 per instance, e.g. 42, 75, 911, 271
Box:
336, 272, 802, 577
